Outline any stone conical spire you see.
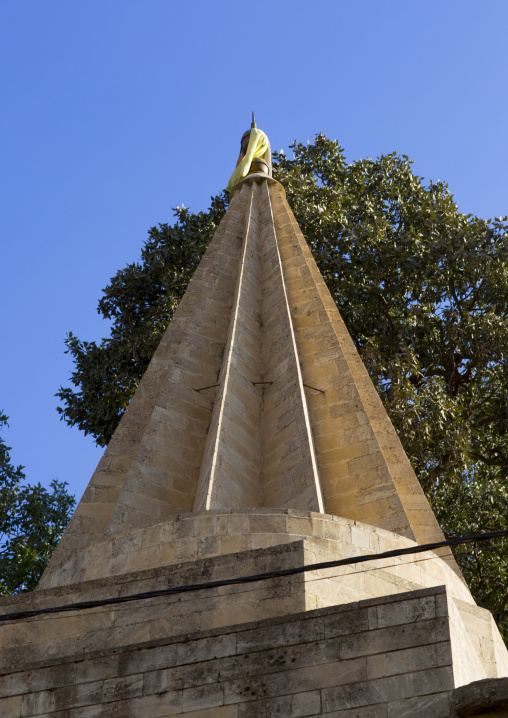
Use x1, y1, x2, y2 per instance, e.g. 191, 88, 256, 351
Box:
9, 125, 506, 717
40, 142, 459, 586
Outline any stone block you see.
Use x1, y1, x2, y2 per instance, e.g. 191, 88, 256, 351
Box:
0, 671, 30, 698
176, 634, 236, 665
0, 695, 22, 718
51, 679, 103, 710
118, 644, 177, 676
220, 534, 252, 554
183, 708, 238, 718
224, 659, 366, 705
30, 663, 76, 692
250, 533, 273, 550
121, 690, 183, 716
367, 643, 451, 679
451, 676, 508, 716
388, 692, 451, 717
236, 615, 324, 653
159, 540, 182, 564
351, 525, 373, 550
287, 516, 314, 536
376, 595, 436, 628
102, 674, 143, 703
323, 705, 388, 718
21, 690, 56, 716
149, 661, 220, 694
324, 607, 369, 638
182, 683, 224, 713
220, 639, 330, 681
339, 617, 451, 660
237, 690, 321, 717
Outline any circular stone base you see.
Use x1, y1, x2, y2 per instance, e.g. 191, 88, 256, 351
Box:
39, 509, 473, 608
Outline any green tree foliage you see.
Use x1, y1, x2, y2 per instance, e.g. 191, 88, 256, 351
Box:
56, 194, 228, 446
56, 135, 508, 639
0, 412, 75, 594
432, 471, 508, 637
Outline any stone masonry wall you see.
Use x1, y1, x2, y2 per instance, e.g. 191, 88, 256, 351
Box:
3, 529, 506, 686
0, 586, 459, 717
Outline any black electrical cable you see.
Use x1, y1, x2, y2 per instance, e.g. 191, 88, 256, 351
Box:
1, 529, 506, 623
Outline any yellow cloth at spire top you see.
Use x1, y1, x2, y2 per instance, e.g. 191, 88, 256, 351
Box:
227, 128, 271, 192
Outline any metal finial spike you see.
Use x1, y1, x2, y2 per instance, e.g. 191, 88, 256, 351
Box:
251, 111, 257, 129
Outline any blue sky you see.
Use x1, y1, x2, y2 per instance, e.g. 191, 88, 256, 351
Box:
1, 0, 507, 504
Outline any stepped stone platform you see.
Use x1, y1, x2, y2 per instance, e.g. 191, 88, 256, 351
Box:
2, 582, 508, 717
1, 511, 508, 715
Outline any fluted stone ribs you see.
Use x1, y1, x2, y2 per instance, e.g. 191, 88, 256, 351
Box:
42, 174, 457, 580
193, 180, 324, 513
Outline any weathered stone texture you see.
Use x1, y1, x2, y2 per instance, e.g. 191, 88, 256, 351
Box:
40, 174, 458, 589
41, 180, 251, 577
194, 178, 324, 512
268, 180, 457, 574
1, 587, 460, 717
12, 168, 507, 716
193, 182, 264, 511
451, 676, 508, 716
2, 529, 506, 707
34, 511, 472, 610
0, 541, 308, 676
6, 588, 503, 716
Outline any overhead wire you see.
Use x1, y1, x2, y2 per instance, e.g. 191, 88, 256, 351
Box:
1, 554, 448, 627
0, 529, 506, 623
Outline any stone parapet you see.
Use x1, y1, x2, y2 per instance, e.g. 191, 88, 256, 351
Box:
3, 518, 507, 686
38, 509, 471, 602
0, 586, 495, 717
